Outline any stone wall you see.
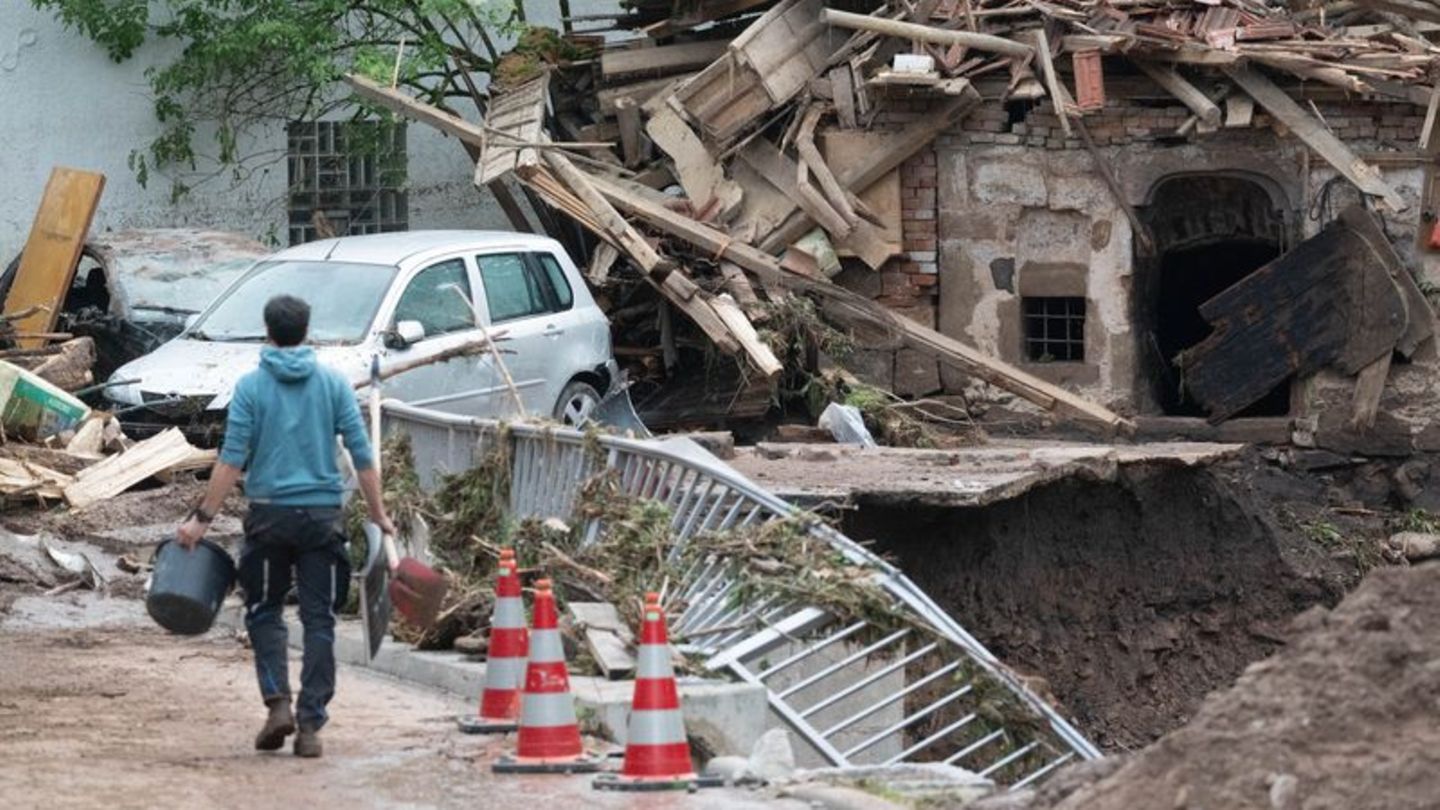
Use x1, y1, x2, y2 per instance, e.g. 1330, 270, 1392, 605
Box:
839, 91, 1440, 438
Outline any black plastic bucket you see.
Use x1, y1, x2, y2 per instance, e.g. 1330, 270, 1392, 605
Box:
146, 538, 237, 635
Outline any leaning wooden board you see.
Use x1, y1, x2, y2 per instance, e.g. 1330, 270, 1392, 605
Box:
5, 168, 105, 349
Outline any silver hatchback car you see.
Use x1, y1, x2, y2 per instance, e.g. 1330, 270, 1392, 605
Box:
104, 231, 618, 439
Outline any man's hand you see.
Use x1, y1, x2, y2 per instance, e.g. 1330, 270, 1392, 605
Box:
176, 516, 208, 549
370, 509, 398, 538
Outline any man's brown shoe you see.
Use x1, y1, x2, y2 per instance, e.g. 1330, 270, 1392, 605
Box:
293, 728, 322, 758
254, 698, 296, 751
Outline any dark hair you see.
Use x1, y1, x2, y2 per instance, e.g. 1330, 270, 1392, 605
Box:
263, 295, 310, 347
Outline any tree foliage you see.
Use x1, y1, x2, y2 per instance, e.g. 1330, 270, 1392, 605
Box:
32, 0, 526, 197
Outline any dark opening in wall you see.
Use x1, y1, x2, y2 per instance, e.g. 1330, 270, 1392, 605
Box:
1022, 296, 1086, 362
1157, 239, 1286, 415
1137, 174, 1291, 417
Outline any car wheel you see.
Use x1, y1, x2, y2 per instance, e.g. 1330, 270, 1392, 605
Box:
553, 380, 601, 427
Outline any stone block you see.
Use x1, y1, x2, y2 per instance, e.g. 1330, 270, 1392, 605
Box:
971, 157, 1047, 206
575, 676, 769, 759
894, 348, 942, 396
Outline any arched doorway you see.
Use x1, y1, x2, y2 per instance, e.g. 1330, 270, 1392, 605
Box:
1137, 175, 1291, 417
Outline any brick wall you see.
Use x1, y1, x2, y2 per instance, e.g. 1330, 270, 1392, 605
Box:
947, 98, 1427, 149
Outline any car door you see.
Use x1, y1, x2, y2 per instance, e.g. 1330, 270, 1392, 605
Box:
379, 255, 495, 415
474, 251, 573, 418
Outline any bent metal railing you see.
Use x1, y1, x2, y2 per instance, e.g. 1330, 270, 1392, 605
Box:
382, 400, 1099, 788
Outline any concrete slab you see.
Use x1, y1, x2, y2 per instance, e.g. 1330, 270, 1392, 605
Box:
728, 440, 1243, 509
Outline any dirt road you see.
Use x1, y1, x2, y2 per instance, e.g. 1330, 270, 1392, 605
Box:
0, 604, 800, 810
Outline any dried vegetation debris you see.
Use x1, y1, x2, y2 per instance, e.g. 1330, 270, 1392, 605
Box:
364, 428, 908, 655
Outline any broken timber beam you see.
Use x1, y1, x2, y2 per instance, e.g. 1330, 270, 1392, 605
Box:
759, 89, 980, 253
346, 74, 535, 233
1132, 61, 1221, 128
1027, 29, 1072, 137
533, 155, 781, 376
1224, 65, 1408, 212
819, 9, 1034, 59
586, 173, 1132, 433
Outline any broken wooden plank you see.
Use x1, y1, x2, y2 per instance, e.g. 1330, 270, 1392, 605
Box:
820, 9, 1033, 59
1225, 64, 1407, 212
347, 74, 485, 149
31, 337, 95, 392
1225, 93, 1255, 128
566, 601, 636, 680
711, 294, 783, 376
1350, 352, 1391, 432
1420, 84, 1440, 151
600, 39, 730, 77
65, 417, 106, 456
5, 168, 105, 349
673, 0, 837, 145
477, 73, 552, 185
1177, 205, 1409, 421
1075, 121, 1156, 255
831, 66, 858, 129
720, 262, 764, 319
1134, 61, 1221, 128
1350, 0, 1440, 24
64, 428, 198, 509
795, 105, 858, 228
1028, 29, 1071, 136
598, 75, 694, 117
528, 157, 781, 375
644, 106, 743, 220
759, 89, 980, 253
586, 242, 620, 286
615, 98, 646, 168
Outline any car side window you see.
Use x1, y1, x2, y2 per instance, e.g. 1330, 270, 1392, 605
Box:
393, 258, 475, 338
534, 253, 574, 311
477, 253, 548, 323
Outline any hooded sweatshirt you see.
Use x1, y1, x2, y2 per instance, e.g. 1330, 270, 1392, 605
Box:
219, 346, 374, 506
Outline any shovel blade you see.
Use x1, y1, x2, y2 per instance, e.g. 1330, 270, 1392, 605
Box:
358, 523, 392, 662
389, 556, 447, 629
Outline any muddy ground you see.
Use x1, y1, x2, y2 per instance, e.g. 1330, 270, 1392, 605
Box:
975, 561, 1440, 810
0, 606, 800, 810
845, 450, 1417, 750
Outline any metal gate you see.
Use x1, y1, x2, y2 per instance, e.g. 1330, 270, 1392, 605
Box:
383, 401, 1099, 788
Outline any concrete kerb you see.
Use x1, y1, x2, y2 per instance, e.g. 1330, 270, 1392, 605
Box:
216, 603, 770, 757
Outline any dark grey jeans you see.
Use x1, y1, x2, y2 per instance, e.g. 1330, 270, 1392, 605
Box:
237, 504, 351, 731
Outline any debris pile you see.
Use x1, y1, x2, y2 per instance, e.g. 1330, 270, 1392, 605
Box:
348, 0, 1440, 436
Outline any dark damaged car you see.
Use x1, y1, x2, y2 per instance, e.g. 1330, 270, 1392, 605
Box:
2, 228, 269, 380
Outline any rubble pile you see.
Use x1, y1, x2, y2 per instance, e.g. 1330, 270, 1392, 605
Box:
349, 0, 1440, 436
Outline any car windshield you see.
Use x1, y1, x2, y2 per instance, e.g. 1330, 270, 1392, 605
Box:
112, 255, 261, 317
190, 260, 397, 343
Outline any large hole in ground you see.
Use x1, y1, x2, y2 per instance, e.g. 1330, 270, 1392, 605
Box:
842, 462, 1346, 750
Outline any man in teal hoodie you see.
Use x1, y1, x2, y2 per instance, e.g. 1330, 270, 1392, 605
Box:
177, 294, 396, 758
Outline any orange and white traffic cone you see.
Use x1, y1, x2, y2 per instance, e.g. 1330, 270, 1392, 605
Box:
594, 592, 720, 791
493, 578, 602, 774
459, 549, 527, 733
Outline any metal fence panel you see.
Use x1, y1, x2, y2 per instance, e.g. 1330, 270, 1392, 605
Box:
381, 401, 1101, 787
